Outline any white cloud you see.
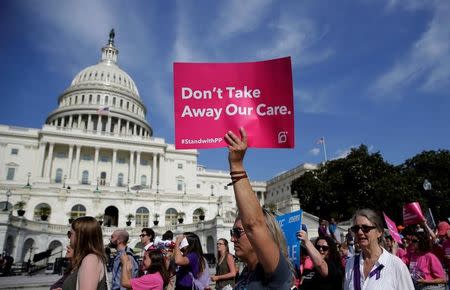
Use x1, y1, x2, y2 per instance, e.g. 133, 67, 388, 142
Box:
214, 0, 273, 38
333, 147, 353, 160
309, 148, 320, 156
257, 14, 334, 66
370, 1, 450, 100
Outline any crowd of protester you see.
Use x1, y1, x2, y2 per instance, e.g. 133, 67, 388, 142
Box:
44, 127, 448, 290
296, 212, 449, 290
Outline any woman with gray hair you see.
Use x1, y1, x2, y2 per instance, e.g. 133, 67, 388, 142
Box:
343, 209, 414, 290
224, 128, 293, 290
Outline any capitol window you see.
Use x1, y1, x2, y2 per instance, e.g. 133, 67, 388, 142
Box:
177, 179, 183, 191
135, 207, 149, 227
55, 168, 63, 183
70, 204, 86, 219
6, 168, 15, 180
11, 148, 19, 155
141, 175, 147, 186
117, 173, 124, 186
177, 163, 183, 169
81, 170, 89, 184
165, 208, 178, 226
100, 155, 109, 162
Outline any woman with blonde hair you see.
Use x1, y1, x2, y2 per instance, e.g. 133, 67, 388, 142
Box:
224, 128, 293, 290
211, 238, 236, 289
62, 216, 108, 290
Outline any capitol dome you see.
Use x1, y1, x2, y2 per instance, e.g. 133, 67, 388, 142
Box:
46, 30, 153, 137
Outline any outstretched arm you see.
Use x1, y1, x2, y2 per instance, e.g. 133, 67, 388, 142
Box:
225, 128, 280, 274
120, 254, 132, 289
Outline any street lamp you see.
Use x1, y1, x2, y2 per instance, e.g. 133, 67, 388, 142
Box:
216, 200, 220, 217
184, 182, 187, 195
3, 189, 12, 211
210, 184, 214, 196
63, 174, 67, 188
423, 179, 432, 191
127, 178, 130, 193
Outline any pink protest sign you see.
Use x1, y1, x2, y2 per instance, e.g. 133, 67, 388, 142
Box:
383, 212, 403, 244
174, 57, 294, 149
403, 202, 425, 226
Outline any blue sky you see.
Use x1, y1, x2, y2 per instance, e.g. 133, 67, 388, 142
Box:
0, 0, 449, 181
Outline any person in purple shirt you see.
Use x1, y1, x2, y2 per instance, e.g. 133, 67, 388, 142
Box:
174, 232, 207, 290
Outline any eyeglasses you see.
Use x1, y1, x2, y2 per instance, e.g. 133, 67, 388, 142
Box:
350, 225, 377, 233
139, 234, 148, 238
230, 228, 246, 239
315, 245, 329, 251
217, 242, 225, 246
411, 239, 419, 243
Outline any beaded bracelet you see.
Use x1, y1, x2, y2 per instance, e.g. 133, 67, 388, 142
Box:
227, 171, 248, 186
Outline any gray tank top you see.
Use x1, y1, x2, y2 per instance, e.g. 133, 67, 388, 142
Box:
62, 268, 107, 290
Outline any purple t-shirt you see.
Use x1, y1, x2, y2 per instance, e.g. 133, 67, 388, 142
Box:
176, 252, 200, 287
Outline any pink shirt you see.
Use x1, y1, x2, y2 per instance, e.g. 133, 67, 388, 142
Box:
395, 247, 407, 264
131, 272, 164, 290
410, 252, 445, 281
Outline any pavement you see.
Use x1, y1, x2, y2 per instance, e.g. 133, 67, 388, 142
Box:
0, 272, 115, 290
0, 273, 61, 289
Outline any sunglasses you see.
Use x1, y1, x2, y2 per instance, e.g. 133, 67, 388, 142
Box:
67, 231, 72, 239
350, 225, 377, 233
315, 245, 329, 251
139, 234, 148, 238
230, 228, 246, 239
411, 239, 419, 243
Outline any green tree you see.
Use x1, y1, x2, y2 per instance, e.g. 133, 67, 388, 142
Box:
400, 149, 450, 221
292, 145, 412, 221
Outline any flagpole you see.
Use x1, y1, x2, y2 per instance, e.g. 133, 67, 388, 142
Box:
322, 137, 328, 162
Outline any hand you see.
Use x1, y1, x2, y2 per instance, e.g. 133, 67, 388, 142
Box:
211, 275, 218, 282
175, 235, 185, 246
296, 230, 309, 242
225, 128, 247, 168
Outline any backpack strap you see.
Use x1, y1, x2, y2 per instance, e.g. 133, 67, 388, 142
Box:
353, 255, 361, 290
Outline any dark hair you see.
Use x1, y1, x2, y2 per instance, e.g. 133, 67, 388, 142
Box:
413, 232, 432, 253
142, 228, 155, 241
146, 249, 170, 287
314, 236, 343, 272
71, 216, 106, 271
183, 232, 206, 275
216, 238, 230, 262
162, 230, 173, 241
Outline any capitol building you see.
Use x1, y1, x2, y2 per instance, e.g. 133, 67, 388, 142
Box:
0, 31, 320, 267
0, 31, 270, 264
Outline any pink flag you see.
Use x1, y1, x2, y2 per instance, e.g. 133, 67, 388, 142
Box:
173, 57, 294, 149
383, 212, 403, 244
403, 202, 425, 226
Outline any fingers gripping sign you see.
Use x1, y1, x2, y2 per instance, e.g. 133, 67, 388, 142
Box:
225, 127, 248, 164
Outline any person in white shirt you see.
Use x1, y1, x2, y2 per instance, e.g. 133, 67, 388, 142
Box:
343, 209, 414, 290
140, 228, 156, 251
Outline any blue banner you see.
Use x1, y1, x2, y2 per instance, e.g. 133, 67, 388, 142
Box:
276, 209, 302, 268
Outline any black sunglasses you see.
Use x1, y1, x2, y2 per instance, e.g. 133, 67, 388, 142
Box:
315, 245, 330, 251
411, 239, 419, 243
350, 225, 377, 233
230, 228, 245, 239
139, 234, 148, 238
67, 231, 72, 239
